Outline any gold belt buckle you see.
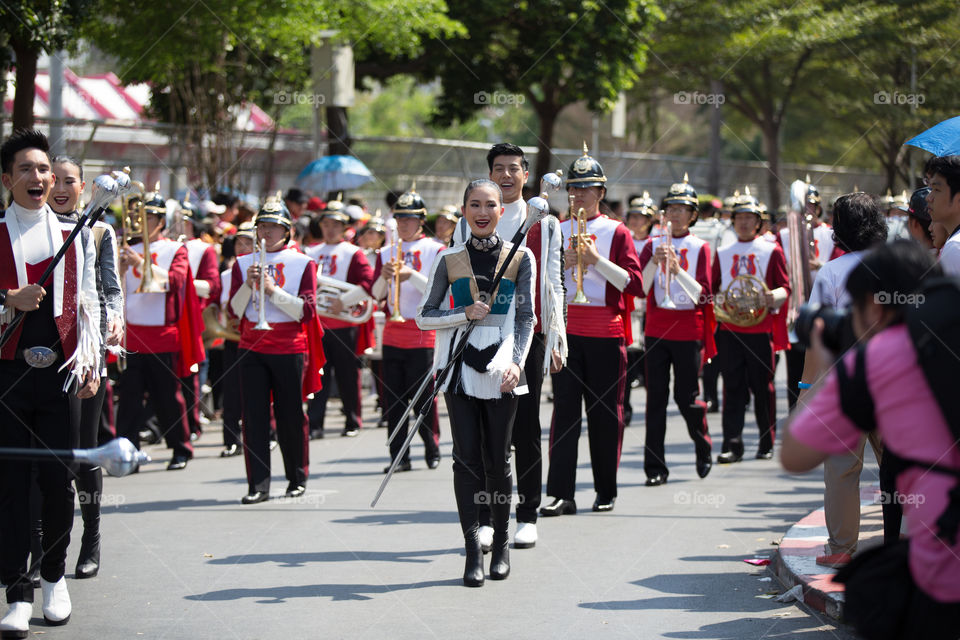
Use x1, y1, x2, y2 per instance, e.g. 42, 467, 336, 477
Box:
23, 346, 56, 368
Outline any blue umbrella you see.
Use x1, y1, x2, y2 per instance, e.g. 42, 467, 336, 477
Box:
905, 116, 960, 156
295, 155, 375, 194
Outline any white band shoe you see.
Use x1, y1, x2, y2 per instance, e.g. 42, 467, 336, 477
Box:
0, 601, 32, 639
40, 577, 71, 626
514, 522, 537, 549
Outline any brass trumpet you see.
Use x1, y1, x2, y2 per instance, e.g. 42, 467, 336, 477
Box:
253, 239, 272, 331
570, 195, 589, 304
388, 233, 404, 322
658, 220, 678, 310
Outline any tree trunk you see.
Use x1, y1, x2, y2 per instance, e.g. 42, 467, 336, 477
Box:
326, 105, 350, 157
11, 39, 37, 131
533, 104, 558, 184
761, 123, 781, 212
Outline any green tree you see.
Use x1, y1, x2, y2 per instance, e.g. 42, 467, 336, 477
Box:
812, 2, 960, 191
89, 0, 461, 190
360, 0, 663, 180
645, 0, 896, 209
0, 1, 92, 130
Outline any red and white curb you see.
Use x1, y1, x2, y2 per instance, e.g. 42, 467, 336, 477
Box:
772, 485, 881, 620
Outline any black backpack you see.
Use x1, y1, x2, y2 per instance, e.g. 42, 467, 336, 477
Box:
837, 276, 960, 544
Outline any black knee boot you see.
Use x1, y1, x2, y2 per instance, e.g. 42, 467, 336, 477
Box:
462, 525, 484, 587
453, 469, 484, 587
75, 466, 102, 578
489, 478, 511, 580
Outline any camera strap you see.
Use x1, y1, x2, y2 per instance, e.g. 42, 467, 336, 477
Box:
836, 344, 876, 433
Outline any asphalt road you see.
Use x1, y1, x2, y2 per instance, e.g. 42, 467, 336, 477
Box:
24, 371, 857, 639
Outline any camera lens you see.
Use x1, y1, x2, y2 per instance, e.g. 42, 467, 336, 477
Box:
795, 303, 854, 353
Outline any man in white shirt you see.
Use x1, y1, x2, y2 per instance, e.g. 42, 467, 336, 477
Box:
926, 156, 960, 275
797, 192, 888, 570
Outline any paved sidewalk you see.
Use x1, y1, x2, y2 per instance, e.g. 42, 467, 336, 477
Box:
7, 381, 856, 639
773, 485, 885, 620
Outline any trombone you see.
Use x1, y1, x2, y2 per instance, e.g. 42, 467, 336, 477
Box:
388, 233, 404, 322
253, 239, 272, 331
570, 194, 589, 304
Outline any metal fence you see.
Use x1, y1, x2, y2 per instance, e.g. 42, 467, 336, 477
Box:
6, 120, 884, 210
349, 137, 887, 211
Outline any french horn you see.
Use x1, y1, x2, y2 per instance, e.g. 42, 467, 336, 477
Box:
713, 274, 770, 327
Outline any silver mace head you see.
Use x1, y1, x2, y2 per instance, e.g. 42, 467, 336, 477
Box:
111, 166, 133, 198
539, 169, 563, 196
83, 174, 119, 216
523, 170, 563, 233
74, 438, 151, 477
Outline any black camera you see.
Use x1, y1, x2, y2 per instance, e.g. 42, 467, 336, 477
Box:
794, 303, 855, 353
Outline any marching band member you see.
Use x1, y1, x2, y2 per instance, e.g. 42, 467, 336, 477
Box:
179, 198, 222, 439
305, 200, 374, 438
712, 190, 790, 463
356, 216, 387, 255
476, 143, 567, 550
48, 156, 123, 580
417, 178, 535, 587
116, 185, 204, 471
372, 189, 443, 471
229, 198, 324, 504
218, 222, 255, 457
0, 130, 101, 637
778, 183, 841, 411
638, 177, 715, 486
542, 146, 644, 517
434, 204, 461, 245
623, 193, 656, 424
354, 214, 387, 426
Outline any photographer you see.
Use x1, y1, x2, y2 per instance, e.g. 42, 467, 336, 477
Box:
796, 192, 888, 569
783, 241, 960, 639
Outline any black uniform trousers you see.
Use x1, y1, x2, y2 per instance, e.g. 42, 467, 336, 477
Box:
116, 352, 192, 459
239, 349, 308, 493
785, 343, 805, 411
480, 331, 547, 527
74, 379, 106, 539
717, 330, 776, 456
702, 356, 720, 406
308, 327, 362, 433
0, 360, 79, 604
179, 372, 202, 435
382, 345, 440, 465
643, 337, 711, 478
546, 334, 626, 501
446, 391, 517, 537
220, 341, 242, 447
